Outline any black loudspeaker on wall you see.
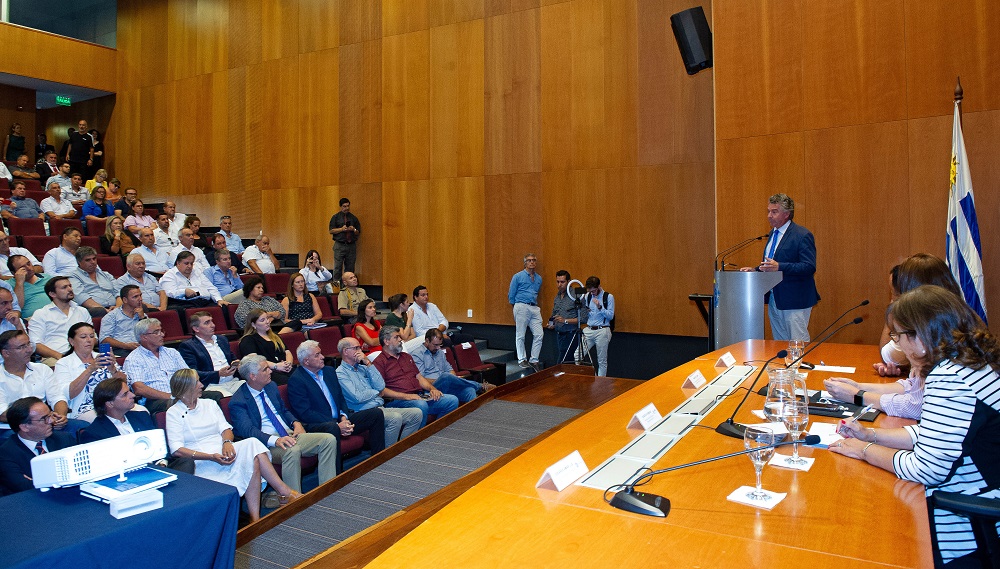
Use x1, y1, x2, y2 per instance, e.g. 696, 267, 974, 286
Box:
670, 6, 713, 75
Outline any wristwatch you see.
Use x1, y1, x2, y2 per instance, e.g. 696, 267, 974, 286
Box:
854, 390, 866, 406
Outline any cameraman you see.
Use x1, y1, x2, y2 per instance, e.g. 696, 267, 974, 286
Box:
547, 270, 585, 364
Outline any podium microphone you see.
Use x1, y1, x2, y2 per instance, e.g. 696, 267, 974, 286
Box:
608, 434, 822, 517
715, 349, 787, 439
714, 234, 768, 271
755, 316, 865, 395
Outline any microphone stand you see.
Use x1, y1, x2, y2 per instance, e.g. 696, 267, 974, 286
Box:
756, 317, 865, 395
714, 234, 767, 271
809, 299, 870, 351
715, 349, 787, 439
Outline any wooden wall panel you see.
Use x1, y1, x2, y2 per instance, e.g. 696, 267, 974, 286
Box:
262, 0, 300, 62
714, 0, 803, 140
483, 173, 543, 324
539, 1, 572, 171
601, 0, 638, 168
430, 0, 485, 27
906, 114, 950, 259
430, 19, 485, 179
0, 23, 117, 91
904, 0, 1000, 118
349, 182, 384, 285
382, 31, 430, 182
299, 0, 340, 52
382, 0, 429, 37
298, 48, 340, 188
339, 40, 382, 184
258, 56, 301, 191
340, 0, 382, 45
228, 0, 263, 69
261, 185, 341, 266
0, 85, 37, 160
485, 0, 541, 18
485, 9, 541, 175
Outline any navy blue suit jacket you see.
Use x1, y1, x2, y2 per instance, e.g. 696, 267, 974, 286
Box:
178, 335, 236, 386
287, 366, 349, 425
0, 431, 76, 496
229, 382, 298, 446
766, 221, 820, 310
79, 410, 157, 443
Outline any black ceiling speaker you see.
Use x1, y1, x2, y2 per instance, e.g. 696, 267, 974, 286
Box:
670, 6, 712, 75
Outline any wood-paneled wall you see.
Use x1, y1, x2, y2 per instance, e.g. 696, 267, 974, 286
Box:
714, 0, 1000, 343
0, 23, 117, 91
0, 85, 35, 159
110, 0, 717, 336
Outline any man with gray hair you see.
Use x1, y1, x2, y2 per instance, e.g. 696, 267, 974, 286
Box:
373, 326, 459, 426
113, 254, 168, 312
508, 252, 542, 370
122, 318, 191, 413
335, 336, 421, 444
68, 246, 117, 316
740, 193, 819, 341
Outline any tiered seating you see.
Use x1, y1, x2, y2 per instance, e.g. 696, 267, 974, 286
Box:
50, 218, 83, 235
451, 342, 504, 385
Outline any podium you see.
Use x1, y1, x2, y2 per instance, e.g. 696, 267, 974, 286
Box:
713, 270, 782, 349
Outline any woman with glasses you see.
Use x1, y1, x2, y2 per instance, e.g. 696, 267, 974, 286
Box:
831, 284, 1000, 565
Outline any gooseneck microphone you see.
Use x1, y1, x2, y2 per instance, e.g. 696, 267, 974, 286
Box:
755, 316, 865, 396
715, 349, 787, 439
809, 299, 870, 351
607, 434, 822, 517
714, 234, 768, 271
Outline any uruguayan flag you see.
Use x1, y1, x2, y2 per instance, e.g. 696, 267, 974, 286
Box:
947, 102, 987, 323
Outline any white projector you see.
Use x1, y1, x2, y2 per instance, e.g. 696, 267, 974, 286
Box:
31, 429, 169, 490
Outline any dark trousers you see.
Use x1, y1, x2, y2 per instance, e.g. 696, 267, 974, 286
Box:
305, 407, 385, 473
332, 241, 357, 282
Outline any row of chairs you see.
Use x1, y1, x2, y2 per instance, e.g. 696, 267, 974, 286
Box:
0, 178, 43, 192
6, 218, 104, 247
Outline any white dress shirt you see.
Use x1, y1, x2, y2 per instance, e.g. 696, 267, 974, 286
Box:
159, 266, 222, 302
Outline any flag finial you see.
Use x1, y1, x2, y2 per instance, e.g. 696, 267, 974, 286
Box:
955, 76, 963, 103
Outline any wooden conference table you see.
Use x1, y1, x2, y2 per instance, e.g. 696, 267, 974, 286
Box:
364, 340, 931, 568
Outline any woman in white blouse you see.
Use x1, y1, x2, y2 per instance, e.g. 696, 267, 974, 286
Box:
54, 322, 128, 424
299, 249, 332, 294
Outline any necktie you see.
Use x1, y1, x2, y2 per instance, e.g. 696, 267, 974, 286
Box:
766, 229, 779, 259
259, 392, 289, 437
35, 441, 46, 455
315, 372, 338, 416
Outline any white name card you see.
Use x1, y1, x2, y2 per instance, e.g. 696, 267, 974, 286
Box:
682, 369, 707, 389
536, 450, 589, 492
627, 403, 662, 431
715, 351, 737, 368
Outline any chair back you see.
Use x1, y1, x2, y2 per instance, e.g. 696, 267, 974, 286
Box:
184, 306, 234, 335
22, 235, 60, 258
279, 331, 307, 364
147, 310, 188, 341
49, 218, 83, 236
264, 273, 290, 296
7, 218, 46, 238
452, 341, 486, 369
926, 491, 1000, 568
307, 325, 343, 357
96, 256, 126, 278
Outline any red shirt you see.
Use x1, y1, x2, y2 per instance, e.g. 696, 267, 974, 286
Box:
373, 352, 422, 394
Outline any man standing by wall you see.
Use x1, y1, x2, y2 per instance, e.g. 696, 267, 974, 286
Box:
582, 276, 614, 377
508, 253, 542, 371
548, 270, 584, 364
328, 198, 360, 286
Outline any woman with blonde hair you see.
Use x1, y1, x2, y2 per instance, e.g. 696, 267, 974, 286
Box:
85, 168, 108, 191
99, 215, 137, 258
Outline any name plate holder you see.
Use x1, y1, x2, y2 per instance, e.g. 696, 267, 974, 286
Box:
627, 403, 662, 431
715, 351, 737, 368
536, 450, 589, 492
682, 369, 707, 389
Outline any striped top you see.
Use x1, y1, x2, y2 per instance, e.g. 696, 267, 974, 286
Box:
892, 360, 1000, 561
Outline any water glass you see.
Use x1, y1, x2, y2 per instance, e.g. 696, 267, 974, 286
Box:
744, 425, 778, 500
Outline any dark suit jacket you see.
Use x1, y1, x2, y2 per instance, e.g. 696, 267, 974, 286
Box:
229, 382, 298, 446
766, 221, 820, 310
36, 162, 59, 180
79, 410, 156, 443
178, 335, 236, 386
287, 366, 350, 425
0, 431, 76, 496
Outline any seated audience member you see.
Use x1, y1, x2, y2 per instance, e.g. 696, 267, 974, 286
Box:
207, 233, 246, 273
0, 231, 40, 280
217, 215, 245, 255
830, 285, 1000, 565
10, 154, 39, 180
385, 293, 416, 341
288, 340, 387, 472
78, 377, 194, 474
180, 216, 209, 250
67, 246, 117, 316
281, 273, 323, 330
0, 158, 9, 183
234, 277, 292, 332
84, 168, 108, 191
27, 276, 92, 365
204, 249, 244, 303
0, 397, 77, 496
178, 311, 241, 397
99, 285, 146, 355
41, 182, 78, 221
411, 329, 494, 404
1, 181, 44, 221
168, 227, 210, 273
824, 253, 964, 420
352, 299, 382, 352
100, 216, 137, 258
409, 285, 474, 346
133, 228, 171, 276
62, 173, 89, 206
160, 202, 186, 235
124, 199, 155, 237
9, 255, 50, 319
112, 186, 138, 218
54, 322, 127, 424
123, 318, 190, 414
104, 178, 123, 205
372, 326, 459, 426
230, 354, 338, 490
242, 234, 279, 274
300, 250, 332, 294
0, 289, 26, 363
45, 161, 71, 192
42, 227, 83, 277
152, 212, 177, 249
36, 151, 59, 180
160, 251, 229, 310
83, 186, 116, 229
335, 337, 422, 444
113, 254, 168, 312
238, 309, 294, 385
166, 369, 299, 522
337, 272, 368, 319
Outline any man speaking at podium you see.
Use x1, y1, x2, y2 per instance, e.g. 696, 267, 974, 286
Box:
741, 193, 819, 341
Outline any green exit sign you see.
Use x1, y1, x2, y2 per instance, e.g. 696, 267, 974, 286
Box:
55, 95, 71, 106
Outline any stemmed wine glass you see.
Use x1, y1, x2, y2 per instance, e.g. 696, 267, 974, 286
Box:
780, 396, 810, 465
744, 425, 778, 501
785, 340, 806, 370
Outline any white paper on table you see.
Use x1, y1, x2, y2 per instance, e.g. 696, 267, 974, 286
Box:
813, 365, 856, 373
576, 456, 651, 490
806, 422, 844, 449
674, 397, 717, 416
768, 453, 815, 471
722, 365, 754, 379
750, 409, 767, 420
649, 414, 696, 436
697, 383, 732, 400
727, 486, 787, 510
617, 432, 679, 462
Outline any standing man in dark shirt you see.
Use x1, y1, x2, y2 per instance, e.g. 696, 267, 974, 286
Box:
65, 119, 94, 178
35, 134, 55, 163
328, 197, 360, 287
548, 270, 585, 364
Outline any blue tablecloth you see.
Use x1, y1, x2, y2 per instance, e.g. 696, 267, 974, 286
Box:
0, 471, 239, 569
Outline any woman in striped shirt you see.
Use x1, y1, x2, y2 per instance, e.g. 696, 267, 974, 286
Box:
830, 284, 1000, 565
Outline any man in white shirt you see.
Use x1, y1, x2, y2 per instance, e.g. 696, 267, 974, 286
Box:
123, 318, 189, 414
0, 232, 40, 280
44, 161, 72, 192
168, 227, 210, 273
113, 254, 168, 312
161, 201, 186, 238
160, 251, 229, 309
152, 212, 177, 249
41, 226, 82, 277
0, 289, 25, 367
134, 227, 171, 275
62, 173, 89, 206
178, 311, 241, 397
99, 284, 144, 355
27, 276, 92, 365
242, 235, 278, 274
40, 182, 78, 221
410, 284, 448, 339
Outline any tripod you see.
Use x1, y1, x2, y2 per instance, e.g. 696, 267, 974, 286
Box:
558, 298, 593, 367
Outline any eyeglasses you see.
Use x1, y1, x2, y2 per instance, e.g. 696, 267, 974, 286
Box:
142, 329, 165, 336
25, 413, 55, 424
343, 345, 364, 352
887, 329, 916, 342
